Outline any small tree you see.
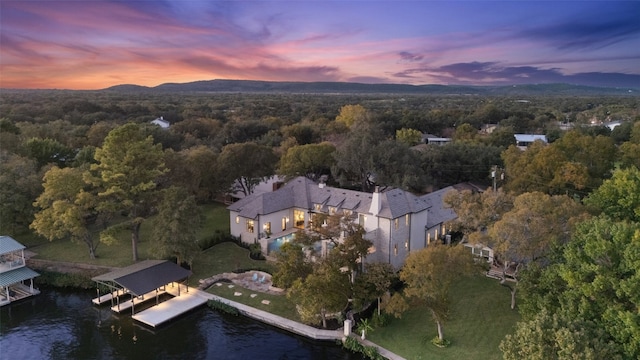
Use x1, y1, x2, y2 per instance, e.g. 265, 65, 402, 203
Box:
272, 241, 313, 289
288, 256, 351, 328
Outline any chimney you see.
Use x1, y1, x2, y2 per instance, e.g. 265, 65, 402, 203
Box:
369, 186, 381, 215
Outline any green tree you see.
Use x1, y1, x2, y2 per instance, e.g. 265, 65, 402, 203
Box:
217, 142, 277, 197
385, 243, 475, 343
23, 137, 75, 168
357, 262, 396, 316
556, 217, 640, 358
151, 187, 203, 269
288, 256, 351, 328
90, 123, 167, 262
277, 142, 336, 182
395, 128, 422, 146
444, 188, 514, 244
489, 192, 586, 309
584, 166, 640, 222
452, 123, 478, 142
31, 166, 102, 259
500, 310, 623, 360
370, 139, 426, 192
332, 121, 386, 192
335, 104, 369, 128
0, 152, 41, 234
272, 241, 313, 289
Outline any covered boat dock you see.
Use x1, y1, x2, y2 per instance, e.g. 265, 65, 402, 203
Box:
92, 260, 206, 326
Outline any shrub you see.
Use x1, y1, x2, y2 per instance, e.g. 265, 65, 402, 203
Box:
35, 270, 94, 289
371, 312, 390, 328
342, 336, 386, 360
207, 299, 239, 316
199, 230, 235, 250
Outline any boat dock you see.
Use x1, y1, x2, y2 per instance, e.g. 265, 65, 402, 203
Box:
110, 289, 167, 313
92, 289, 128, 305
132, 287, 207, 327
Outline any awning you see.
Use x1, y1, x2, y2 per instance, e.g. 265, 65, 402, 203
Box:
92, 260, 192, 297
0, 266, 40, 287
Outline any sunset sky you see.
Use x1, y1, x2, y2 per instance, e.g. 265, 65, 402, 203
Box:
1, 1, 639, 90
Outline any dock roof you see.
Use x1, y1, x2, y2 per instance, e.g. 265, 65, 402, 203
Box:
92, 260, 192, 296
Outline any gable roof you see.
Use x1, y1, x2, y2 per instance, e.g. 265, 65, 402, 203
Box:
0, 235, 26, 255
421, 186, 458, 228
228, 176, 432, 219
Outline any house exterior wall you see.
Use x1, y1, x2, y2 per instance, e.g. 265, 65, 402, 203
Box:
389, 216, 411, 269
409, 210, 429, 251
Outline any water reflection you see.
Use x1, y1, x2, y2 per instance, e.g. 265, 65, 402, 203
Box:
0, 287, 361, 360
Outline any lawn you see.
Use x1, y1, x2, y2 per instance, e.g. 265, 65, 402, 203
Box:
24, 203, 232, 268
366, 275, 521, 360
206, 281, 299, 321
189, 241, 275, 285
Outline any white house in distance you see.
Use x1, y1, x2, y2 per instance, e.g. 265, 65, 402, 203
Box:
514, 134, 547, 150
0, 235, 40, 306
228, 176, 459, 268
150, 116, 170, 129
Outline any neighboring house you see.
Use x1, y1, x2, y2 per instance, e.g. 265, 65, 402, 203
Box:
227, 176, 460, 269
151, 116, 170, 129
0, 236, 40, 306
514, 134, 547, 150
421, 133, 452, 146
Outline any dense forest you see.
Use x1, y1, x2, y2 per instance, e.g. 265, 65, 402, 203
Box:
1, 87, 639, 358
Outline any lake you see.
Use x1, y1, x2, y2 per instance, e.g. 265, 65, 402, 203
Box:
0, 287, 362, 359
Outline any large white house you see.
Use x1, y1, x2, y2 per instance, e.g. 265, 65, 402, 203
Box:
228, 176, 458, 268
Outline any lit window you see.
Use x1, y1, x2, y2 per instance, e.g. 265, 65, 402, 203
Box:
405, 214, 409, 226
246, 220, 254, 233
394, 244, 398, 256
394, 218, 399, 229
404, 240, 409, 250
427, 233, 431, 245
314, 203, 322, 211
235, 216, 240, 224
329, 207, 336, 215
344, 210, 352, 216
358, 214, 366, 226
263, 222, 271, 234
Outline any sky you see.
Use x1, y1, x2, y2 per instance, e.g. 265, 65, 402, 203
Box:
1, 1, 639, 90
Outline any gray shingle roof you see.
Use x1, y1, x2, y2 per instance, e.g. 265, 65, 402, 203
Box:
421, 186, 458, 227
227, 176, 438, 219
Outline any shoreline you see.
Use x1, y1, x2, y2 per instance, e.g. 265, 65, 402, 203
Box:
27, 259, 405, 360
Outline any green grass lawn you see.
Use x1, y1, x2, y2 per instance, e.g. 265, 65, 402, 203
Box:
206, 281, 299, 321
367, 275, 520, 360
24, 203, 231, 268
189, 241, 275, 285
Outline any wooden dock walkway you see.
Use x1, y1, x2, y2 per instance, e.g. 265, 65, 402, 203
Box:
111, 289, 166, 313
92, 289, 128, 305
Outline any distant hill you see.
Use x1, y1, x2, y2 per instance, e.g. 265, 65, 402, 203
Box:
101, 79, 636, 96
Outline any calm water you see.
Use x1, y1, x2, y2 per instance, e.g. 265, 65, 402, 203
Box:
0, 287, 361, 360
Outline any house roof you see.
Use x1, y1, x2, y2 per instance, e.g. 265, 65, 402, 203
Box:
0, 236, 25, 255
0, 266, 40, 287
228, 176, 434, 220
92, 260, 191, 296
514, 134, 547, 143
421, 186, 458, 228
